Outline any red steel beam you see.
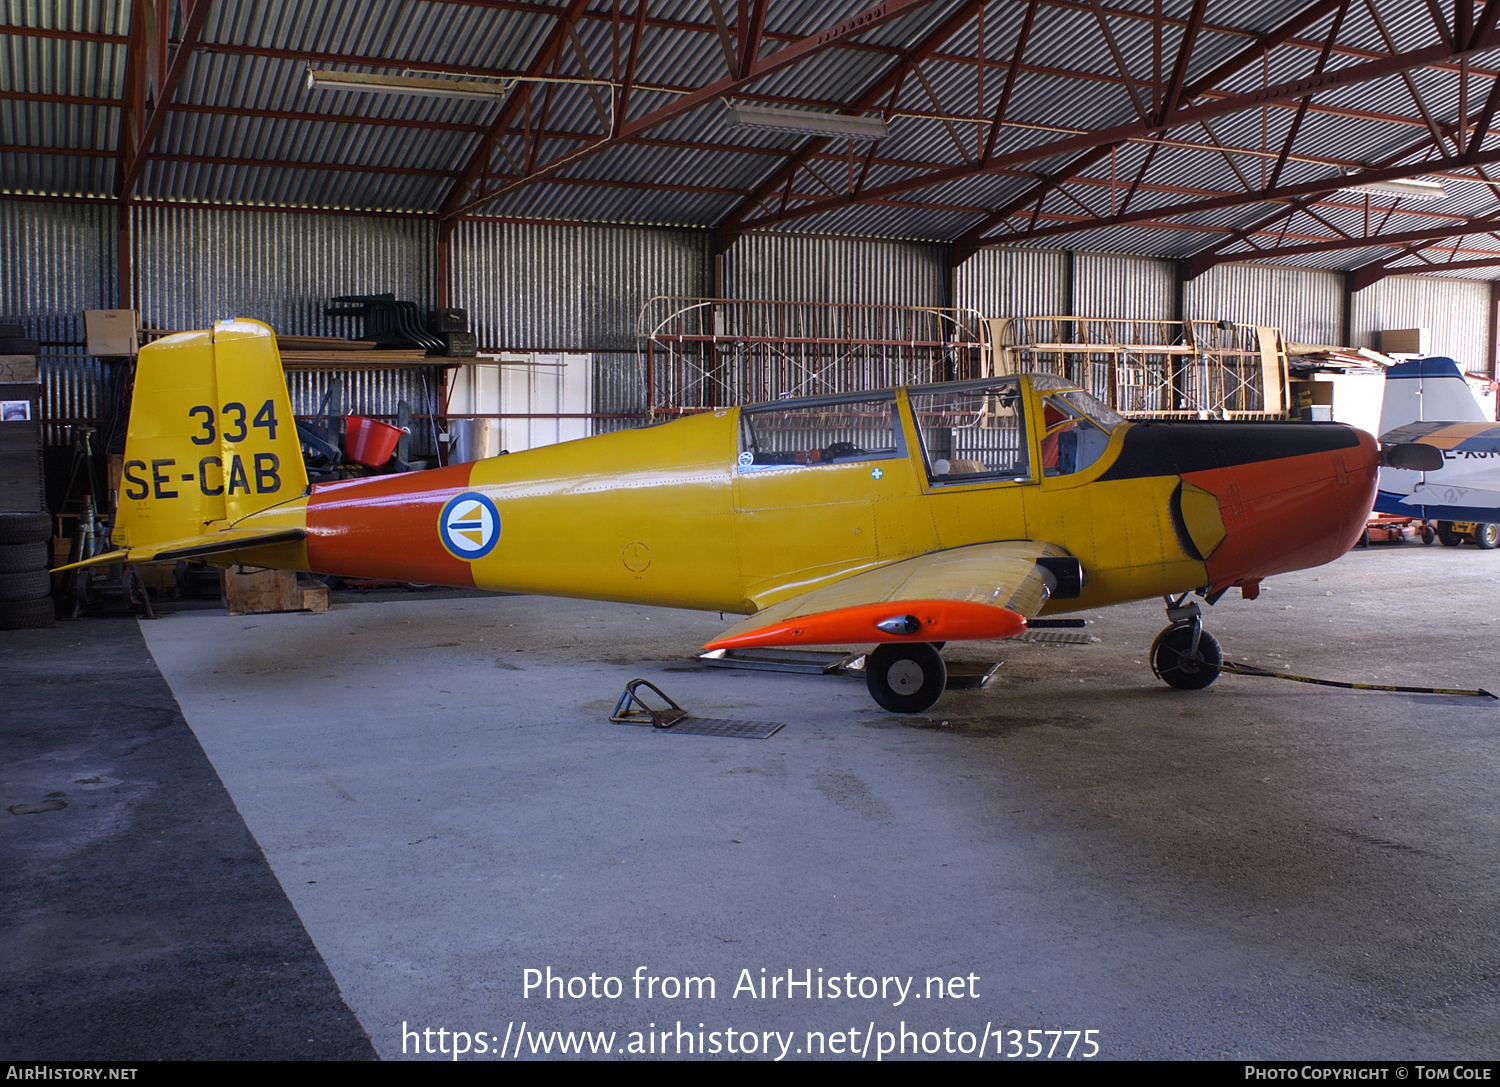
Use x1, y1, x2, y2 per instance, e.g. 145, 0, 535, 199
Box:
980, 147, 1500, 252
947, 0, 1345, 260
445, 0, 951, 219
438, 0, 595, 218
1352, 254, 1500, 289
0, 25, 128, 45
1183, 127, 1454, 274
117, 0, 212, 201
1212, 213, 1500, 262
762, 31, 1486, 242
718, 0, 990, 245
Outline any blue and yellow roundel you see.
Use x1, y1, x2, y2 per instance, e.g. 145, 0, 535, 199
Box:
438, 491, 501, 560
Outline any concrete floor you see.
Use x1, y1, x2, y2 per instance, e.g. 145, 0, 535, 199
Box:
8, 541, 1500, 1060
0, 617, 375, 1060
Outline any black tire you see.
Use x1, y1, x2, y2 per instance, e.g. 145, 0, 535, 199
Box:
1358, 529, 1370, 549
0, 569, 51, 602
1438, 521, 1463, 547
865, 642, 947, 714
0, 512, 51, 545
1421, 524, 1435, 545
0, 596, 55, 629
0, 542, 49, 573
1150, 624, 1222, 691
1476, 524, 1500, 550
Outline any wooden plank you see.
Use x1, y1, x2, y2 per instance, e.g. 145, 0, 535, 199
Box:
276, 335, 377, 351
1019, 343, 1196, 354
277, 350, 454, 372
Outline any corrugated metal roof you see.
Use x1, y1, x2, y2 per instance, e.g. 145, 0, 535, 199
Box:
4, 0, 1499, 280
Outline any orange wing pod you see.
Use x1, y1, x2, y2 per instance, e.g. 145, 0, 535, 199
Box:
704, 599, 1028, 651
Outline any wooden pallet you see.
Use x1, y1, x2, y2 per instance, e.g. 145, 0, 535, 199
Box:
221, 567, 329, 616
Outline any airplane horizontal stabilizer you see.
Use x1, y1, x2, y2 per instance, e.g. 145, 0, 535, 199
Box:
1399, 484, 1500, 509
51, 527, 307, 573
1381, 421, 1500, 453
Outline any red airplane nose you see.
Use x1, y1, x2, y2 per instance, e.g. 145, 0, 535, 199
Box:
1188, 427, 1379, 589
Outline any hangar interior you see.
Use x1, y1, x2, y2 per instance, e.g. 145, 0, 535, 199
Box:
5, 0, 1500, 1062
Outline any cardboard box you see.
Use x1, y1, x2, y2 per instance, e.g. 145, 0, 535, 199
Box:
84, 309, 139, 357
1380, 328, 1430, 355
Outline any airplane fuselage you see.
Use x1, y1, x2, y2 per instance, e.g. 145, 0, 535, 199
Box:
241, 380, 1379, 618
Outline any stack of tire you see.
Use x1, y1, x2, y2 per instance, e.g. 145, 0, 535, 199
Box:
0, 512, 54, 629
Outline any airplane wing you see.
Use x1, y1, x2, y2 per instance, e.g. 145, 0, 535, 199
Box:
704, 540, 1081, 651
1380, 420, 1500, 454
51, 527, 307, 572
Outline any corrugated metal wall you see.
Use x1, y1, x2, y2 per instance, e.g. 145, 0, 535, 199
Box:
1183, 263, 1345, 345
129, 205, 441, 451
449, 220, 712, 351
0, 200, 119, 444
1350, 275, 1491, 368
958, 248, 1177, 320
448, 220, 713, 428
954, 247, 1069, 317
1073, 252, 1176, 319
8, 194, 1500, 449
723, 234, 947, 307
132, 205, 435, 336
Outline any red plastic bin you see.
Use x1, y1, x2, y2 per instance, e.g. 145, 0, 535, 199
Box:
344, 415, 402, 467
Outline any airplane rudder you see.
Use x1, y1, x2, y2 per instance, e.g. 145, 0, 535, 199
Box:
114, 321, 308, 548
211, 319, 309, 520
115, 329, 227, 547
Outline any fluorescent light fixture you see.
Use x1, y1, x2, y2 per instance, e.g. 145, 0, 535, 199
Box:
306, 68, 514, 101
1340, 176, 1449, 201
724, 101, 889, 140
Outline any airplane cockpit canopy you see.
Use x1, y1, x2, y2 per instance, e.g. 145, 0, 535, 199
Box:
734, 374, 1122, 483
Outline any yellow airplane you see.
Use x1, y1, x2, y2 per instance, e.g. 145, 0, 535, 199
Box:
72, 319, 1382, 713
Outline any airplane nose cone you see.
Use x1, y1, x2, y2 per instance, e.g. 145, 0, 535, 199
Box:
1191, 426, 1379, 588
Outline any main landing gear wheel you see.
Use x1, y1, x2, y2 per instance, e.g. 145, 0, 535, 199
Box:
865, 642, 947, 714
1151, 624, 1223, 691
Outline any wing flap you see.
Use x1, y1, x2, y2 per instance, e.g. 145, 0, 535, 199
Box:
707, 541, 1077, 651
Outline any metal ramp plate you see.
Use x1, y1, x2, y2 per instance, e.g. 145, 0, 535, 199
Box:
942, 660, 1003, 689
615, 716, 786, 740
609, 679, 786, 739
1016, 630, 1096, 645
698, 648, 857, 674
845, 656, 1003, 691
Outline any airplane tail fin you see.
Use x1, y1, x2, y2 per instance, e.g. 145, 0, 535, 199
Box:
112, 319, 307, 552
1379, 357, 1487, 432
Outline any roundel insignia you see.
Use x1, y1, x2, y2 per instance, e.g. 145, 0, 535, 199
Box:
438, 492, 500, 560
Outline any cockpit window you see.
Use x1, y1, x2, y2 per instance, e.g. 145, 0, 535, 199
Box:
910, 382, 1029, 484
1054, 387, 1123, 431
738, 395, 900, 470
1039, 394, 1114, 476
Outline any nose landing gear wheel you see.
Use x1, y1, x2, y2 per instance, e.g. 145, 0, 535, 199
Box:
1151, 624, 1223, 691
865, 642, 947, 713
